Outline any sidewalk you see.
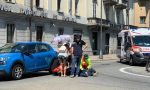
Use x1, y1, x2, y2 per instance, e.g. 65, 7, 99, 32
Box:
89, 54, 119, 61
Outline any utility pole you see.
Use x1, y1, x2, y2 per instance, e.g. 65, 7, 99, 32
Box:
127, 0, 129, 29
99, 0, 103, 59
29, 0, 33, 42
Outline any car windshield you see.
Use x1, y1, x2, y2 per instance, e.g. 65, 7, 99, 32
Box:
0, 43, 26, 53
133, 36, 150, 47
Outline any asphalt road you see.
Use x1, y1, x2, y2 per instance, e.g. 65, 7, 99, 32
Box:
0, 60, 150, 90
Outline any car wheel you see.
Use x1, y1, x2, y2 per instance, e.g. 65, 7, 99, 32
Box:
129, 57, 135, 66
120, 59, 123, 63
11, 64, 23, 80
48, 58, 55, 74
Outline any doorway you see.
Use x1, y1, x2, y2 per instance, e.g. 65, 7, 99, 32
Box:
36, 26, 43, 42
105, 33, 110, 54
92, 32, 98, 55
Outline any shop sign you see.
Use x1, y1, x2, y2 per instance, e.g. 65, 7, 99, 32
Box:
0, 4, 12, 12
20, 8, 48, 18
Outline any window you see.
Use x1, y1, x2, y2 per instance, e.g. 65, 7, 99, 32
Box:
140, 16, 146, 24
74, 30, 82, 35
11, 44, 26, 53
93, 0, 97, 18
36, 0, 43, 9
36, 26, 43, 42
57, 0, 61, 11
27, 44, 37, 54
105, 5, 109, 20
58, 28, 64, 35
69, 0, 72, 15
75, 0, 79, 15
139, 0, 146, 6
38, 44, 50, 52
5, 0, 15, 3
7, 24, 15, 43
116, 10, 121, 24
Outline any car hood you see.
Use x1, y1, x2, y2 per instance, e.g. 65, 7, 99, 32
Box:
0, 53, 21, 58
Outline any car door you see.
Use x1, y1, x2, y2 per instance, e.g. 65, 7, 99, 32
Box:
23, 44, 39, 72
36, 44, 53, 69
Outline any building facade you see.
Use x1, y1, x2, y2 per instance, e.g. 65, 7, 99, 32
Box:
132, 0, 150, 28
0, 0, 128, 55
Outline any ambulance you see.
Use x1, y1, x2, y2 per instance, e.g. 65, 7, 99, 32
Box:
117, 28, 150, 65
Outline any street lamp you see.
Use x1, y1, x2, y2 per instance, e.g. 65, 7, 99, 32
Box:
99, 0, 103, 59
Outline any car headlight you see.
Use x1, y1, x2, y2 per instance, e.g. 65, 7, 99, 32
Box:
0, 57, 8, 61
133, 48, 142, 52
0, 57, 9, 65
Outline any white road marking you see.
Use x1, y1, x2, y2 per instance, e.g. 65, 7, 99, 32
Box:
120, 67, 150, 78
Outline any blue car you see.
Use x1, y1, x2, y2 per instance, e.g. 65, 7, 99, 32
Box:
0, 42, 57, 80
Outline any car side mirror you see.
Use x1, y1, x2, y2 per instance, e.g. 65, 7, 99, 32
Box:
23, 51, 31, 56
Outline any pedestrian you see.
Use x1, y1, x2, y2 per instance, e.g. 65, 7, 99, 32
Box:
79, 54, 97, 77
70, 34, 88, 78
58, 42, 71, 77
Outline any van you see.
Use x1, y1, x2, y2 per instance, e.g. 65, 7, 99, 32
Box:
117, 28, 150, 65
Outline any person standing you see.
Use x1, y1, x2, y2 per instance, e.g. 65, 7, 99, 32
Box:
70, 34, 88, 78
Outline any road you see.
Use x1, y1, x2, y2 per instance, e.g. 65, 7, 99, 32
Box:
0, 60, 150, 90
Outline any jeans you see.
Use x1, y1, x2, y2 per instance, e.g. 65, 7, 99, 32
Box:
80, 68, 96, 77
70, 56, 81, 76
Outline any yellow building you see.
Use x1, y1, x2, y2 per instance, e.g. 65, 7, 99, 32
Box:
0, 0, 128, 55
133, 0, 150, 27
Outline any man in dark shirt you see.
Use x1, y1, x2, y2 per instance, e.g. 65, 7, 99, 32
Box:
70, 34, 88, 78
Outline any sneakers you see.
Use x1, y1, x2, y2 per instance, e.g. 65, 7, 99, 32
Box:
70, 75, 74, 78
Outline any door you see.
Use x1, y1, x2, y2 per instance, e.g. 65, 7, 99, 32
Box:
23, 44, 39, 72
105, 33, 110, 54
92, 32, 98, 55
36, 44, 52, 69
36, 26, 43, 42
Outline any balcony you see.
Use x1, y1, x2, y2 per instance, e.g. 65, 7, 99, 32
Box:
115, 0, 127, 9
87, 17, 110, 27
115, 3, 127, 9
103, 0, 118, 5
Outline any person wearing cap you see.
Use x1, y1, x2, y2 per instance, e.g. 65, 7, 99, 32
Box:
70, 34, 88, 78
79, 54, 97, 77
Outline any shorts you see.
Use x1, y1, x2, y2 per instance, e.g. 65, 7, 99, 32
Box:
58, 55, 67, 65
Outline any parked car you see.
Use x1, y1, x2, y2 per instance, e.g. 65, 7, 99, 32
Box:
0, 42, 57, 80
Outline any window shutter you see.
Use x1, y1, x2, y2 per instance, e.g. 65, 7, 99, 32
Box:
39, 0, 44, 8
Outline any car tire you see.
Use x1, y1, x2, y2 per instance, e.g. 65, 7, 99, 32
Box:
129, 57, 135, 66
11, 64, 23, 80
120, 59, 123, 63
48, 58, 55, 74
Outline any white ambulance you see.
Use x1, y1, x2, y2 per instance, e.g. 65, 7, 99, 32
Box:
117, 28, 150, 65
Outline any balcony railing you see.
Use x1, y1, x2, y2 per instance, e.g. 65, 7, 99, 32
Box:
103, 0, 118, 5
87, 17, 110, 27
115, 0, 127, 9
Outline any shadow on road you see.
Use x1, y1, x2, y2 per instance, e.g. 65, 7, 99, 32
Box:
116, 61, 146, 67
0, 71, 51, 82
